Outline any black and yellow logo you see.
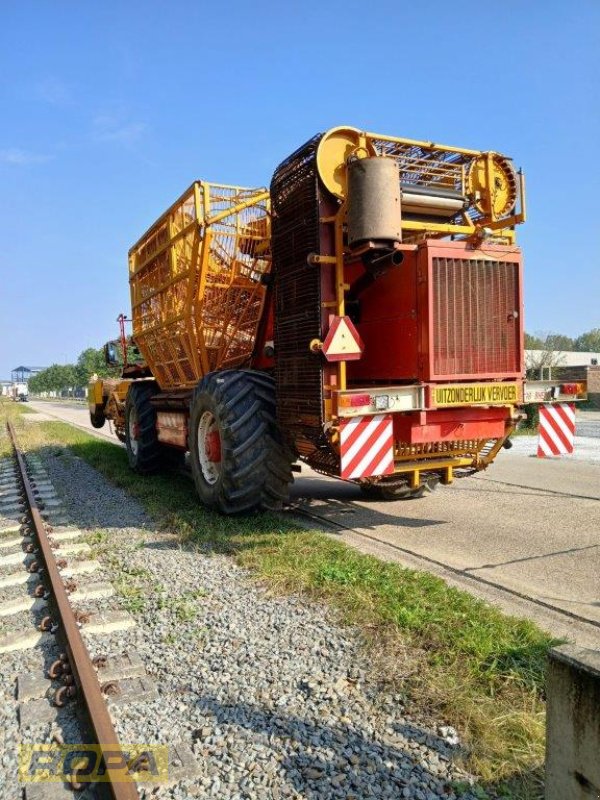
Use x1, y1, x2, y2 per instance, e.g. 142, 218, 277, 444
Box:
19, 744, 169, 783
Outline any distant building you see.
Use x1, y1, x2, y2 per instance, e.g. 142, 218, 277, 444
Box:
525, 350, 600, 408
11, 366, 46, 383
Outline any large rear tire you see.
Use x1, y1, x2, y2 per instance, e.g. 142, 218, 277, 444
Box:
125, 382, 162, 474
189, 370, 294, 514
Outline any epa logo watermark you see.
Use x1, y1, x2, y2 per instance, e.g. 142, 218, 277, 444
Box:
18, 744, 169, 783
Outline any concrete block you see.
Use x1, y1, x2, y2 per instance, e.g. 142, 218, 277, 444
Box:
0, 534, 24, 549
81, 609, 135, 635
18, 674, 52, 701
0, 595, 47, 617
69, 581, 114, 602
38, 498, 62, 509
52, 542, 91, 556
164, 741, 200, 786
95, 650, 146, 682
546, 644, 600, 800
41, 513, 70, 526
49, 529, 84, 542
25, 784, 78, 800
0, 502, 25, 515
0, 570, 38, 589
19, 697, 57, 727
0, 630, 53, 655
0, 549, 27, 568
59, 559, 101, 576
0, 523, 21, 535
0, 490, 21, 502
104, 675, 158, 705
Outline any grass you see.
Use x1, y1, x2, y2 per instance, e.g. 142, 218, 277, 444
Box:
0, 406, 555, 799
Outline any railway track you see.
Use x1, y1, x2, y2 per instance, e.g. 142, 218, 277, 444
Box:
0, 423, 184, 799
1, 418, 484, 800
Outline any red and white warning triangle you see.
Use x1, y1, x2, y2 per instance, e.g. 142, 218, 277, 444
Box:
322, 316, 364, 362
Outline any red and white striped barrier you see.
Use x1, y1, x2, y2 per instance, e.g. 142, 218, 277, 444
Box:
537, 403, 575, 457
340, 414, 394, 479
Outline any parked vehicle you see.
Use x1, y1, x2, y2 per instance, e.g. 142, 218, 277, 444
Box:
90, 125, 586, 513
11, 383, 28, 402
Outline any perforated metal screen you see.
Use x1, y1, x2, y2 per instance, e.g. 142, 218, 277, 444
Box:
431, 256, 521, 378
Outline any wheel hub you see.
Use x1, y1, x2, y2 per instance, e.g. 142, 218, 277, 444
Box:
128, 408, 139, 456
198, 411, 222, 485
204, 430, 221, 462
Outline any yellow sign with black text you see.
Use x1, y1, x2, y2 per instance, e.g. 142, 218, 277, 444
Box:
432, 382, 522, 408
18, 744, 169, 784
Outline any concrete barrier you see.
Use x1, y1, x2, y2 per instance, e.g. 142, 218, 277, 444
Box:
546, 644, 600, 799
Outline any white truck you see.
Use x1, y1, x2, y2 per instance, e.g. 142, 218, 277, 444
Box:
11, 383, 28, 402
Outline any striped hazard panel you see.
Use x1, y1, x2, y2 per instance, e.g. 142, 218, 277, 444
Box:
340, 414, 395, 480
537, 403, 575, 457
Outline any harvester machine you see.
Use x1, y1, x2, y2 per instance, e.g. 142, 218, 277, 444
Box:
90, 126, 586, 513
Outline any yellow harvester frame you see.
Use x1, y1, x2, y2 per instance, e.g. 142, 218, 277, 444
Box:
128, 182, 272, 390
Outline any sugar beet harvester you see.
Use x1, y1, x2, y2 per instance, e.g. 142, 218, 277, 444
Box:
89, 126, 585, 513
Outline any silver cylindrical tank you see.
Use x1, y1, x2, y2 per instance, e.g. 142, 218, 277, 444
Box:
347, 157, 402, 247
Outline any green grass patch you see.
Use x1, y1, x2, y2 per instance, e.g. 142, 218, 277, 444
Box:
3, 410, 554, 798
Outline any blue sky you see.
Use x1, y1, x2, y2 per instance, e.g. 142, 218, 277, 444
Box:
1, 1, 598, 379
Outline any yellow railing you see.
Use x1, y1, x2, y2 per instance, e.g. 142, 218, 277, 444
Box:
128, 182, 271, 390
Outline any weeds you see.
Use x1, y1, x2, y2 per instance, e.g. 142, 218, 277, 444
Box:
2, 410, 554, 798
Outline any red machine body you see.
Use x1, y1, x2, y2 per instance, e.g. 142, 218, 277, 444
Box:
346, 240, 524, 449
348, 241, 524, 384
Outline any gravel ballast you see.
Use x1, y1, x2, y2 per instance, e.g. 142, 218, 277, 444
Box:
0, 445, 482, 799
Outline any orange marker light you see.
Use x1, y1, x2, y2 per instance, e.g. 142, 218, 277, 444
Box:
338, 394, 371, 408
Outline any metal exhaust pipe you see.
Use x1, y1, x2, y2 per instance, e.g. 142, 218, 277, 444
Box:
367, 249, 404, 269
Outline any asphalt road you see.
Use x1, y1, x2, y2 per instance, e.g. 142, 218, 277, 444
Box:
26, 400, 600, 647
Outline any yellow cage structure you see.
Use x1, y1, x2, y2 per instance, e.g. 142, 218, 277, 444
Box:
128, 182, 272, 390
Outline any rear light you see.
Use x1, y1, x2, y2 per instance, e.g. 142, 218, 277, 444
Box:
561, 383, 584, 396
338, 393, 371, 408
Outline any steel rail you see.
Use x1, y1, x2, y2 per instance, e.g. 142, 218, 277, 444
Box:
7, 421, 138, 800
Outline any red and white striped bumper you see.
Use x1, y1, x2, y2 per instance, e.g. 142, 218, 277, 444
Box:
340, 414, 395, 480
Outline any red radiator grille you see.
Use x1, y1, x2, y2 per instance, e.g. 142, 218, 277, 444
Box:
432, 257, 521, 378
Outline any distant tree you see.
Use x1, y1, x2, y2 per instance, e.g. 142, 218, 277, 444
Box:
75, 347, 111, 384
28, 373, 42, 394
543, 333, 575, 351
524, 331, 569, 379
524, 332, 544, 349
28, 363, 77, 394
574, 328, 600, 353
28, 344, 125, 396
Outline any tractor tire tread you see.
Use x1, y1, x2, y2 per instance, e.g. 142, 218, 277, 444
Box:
189, 370, 294, 514
125, 382, 163, 475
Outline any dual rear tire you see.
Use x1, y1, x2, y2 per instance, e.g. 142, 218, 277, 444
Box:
124, 372, 294, 514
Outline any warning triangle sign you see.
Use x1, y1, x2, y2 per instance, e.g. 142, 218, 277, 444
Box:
322, 316, 364, 362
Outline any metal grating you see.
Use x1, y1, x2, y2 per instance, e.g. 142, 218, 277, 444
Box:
271, 135, 323, 457
396, 439, 484, 458
432, 257, 520, 377
372, 138, 468, 193
128, 183, 271, 390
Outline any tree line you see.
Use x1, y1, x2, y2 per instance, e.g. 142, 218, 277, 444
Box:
525, 328, 600, 353
28, 348, 118, 394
